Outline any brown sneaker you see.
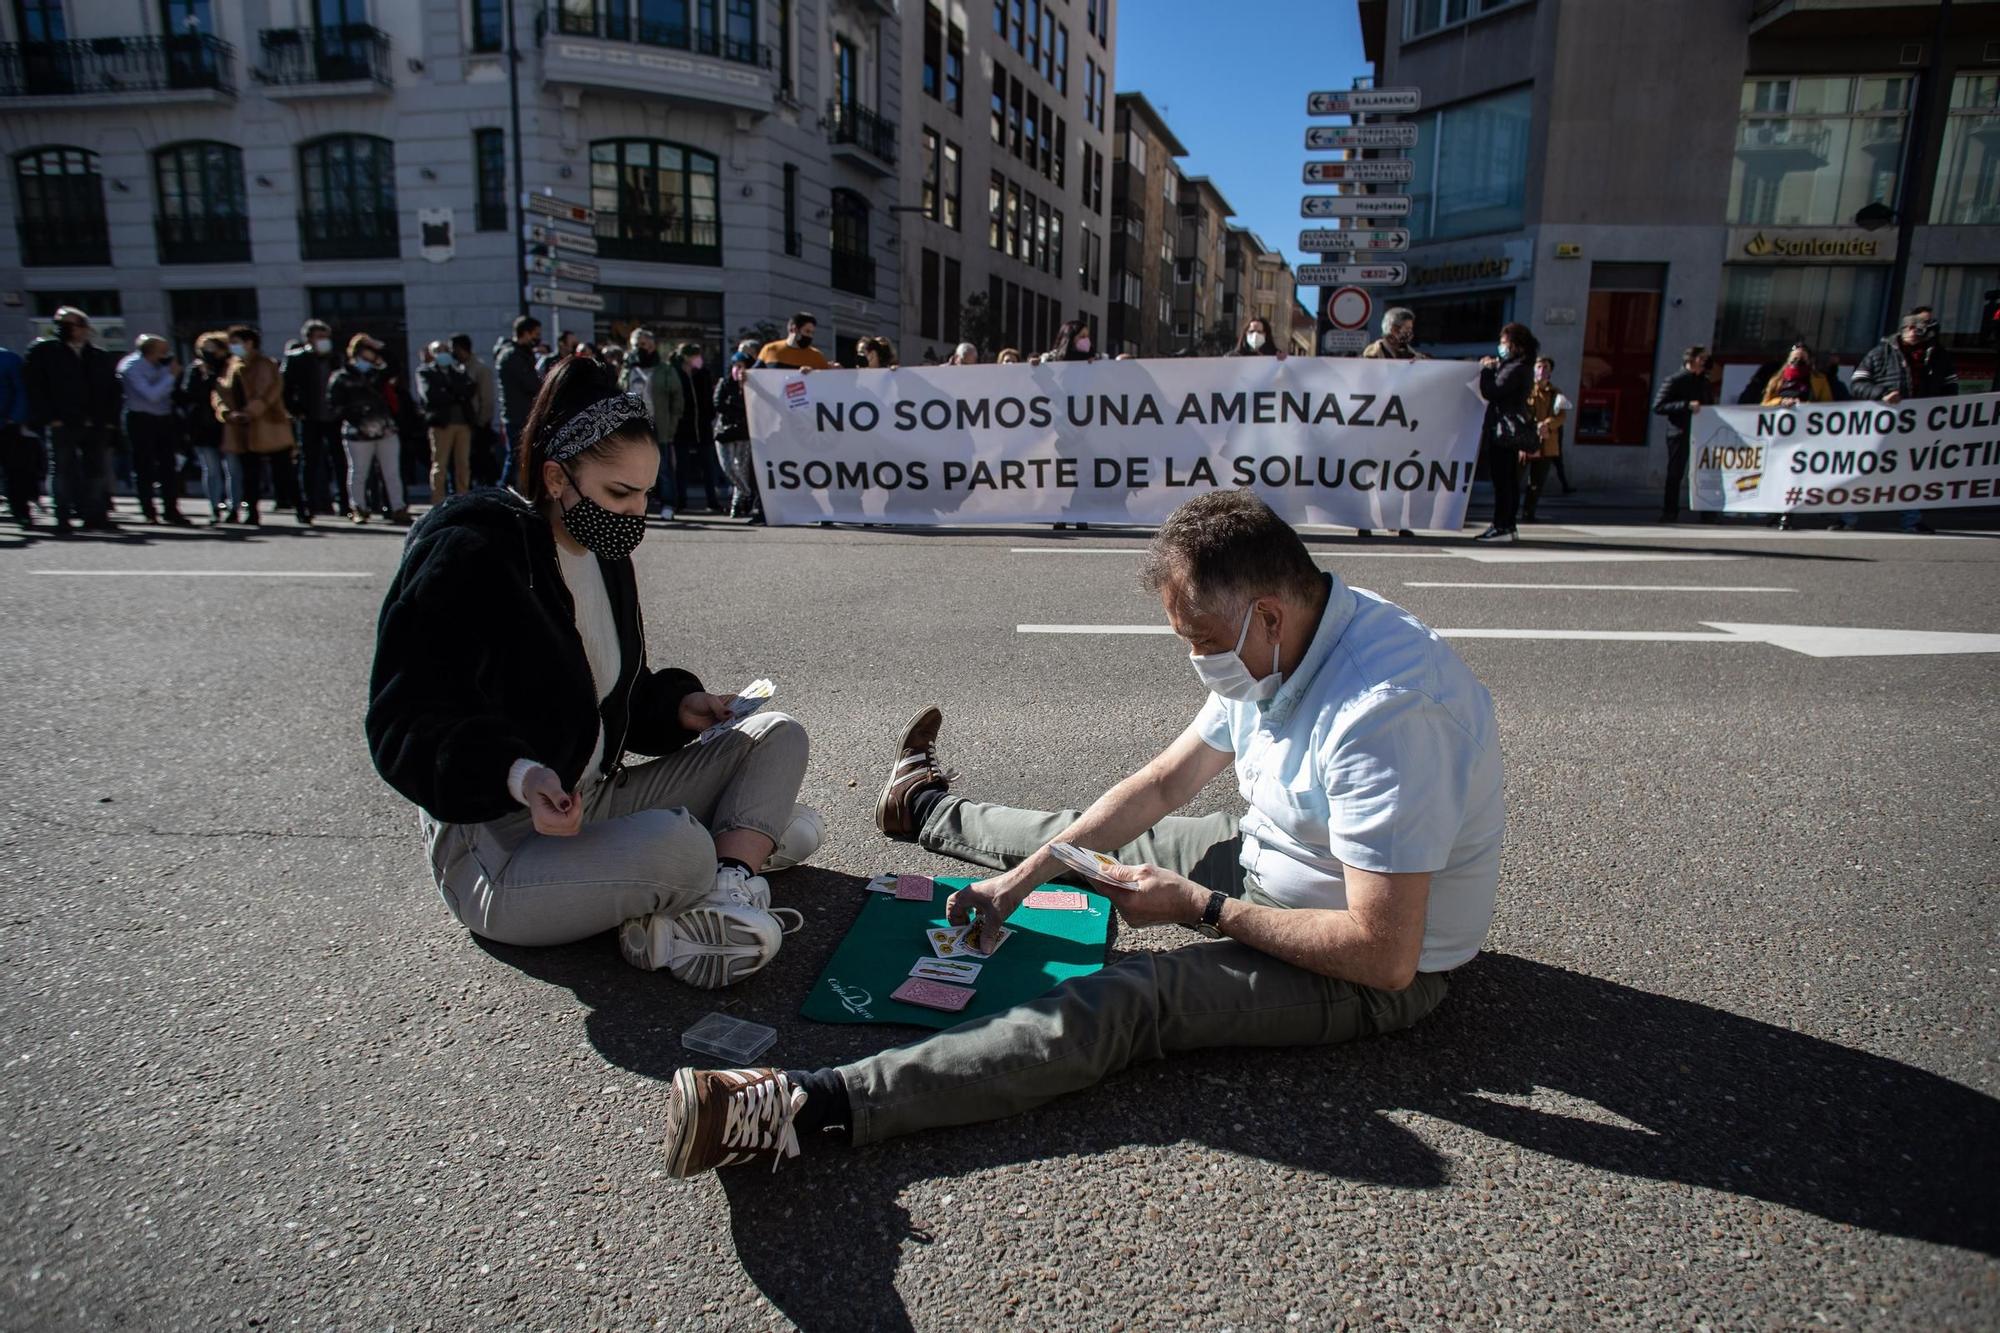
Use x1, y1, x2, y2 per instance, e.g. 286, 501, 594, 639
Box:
663, 1066, 805, 1177
875, 705, 951, 840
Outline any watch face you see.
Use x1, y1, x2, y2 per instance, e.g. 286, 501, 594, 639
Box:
1190, 923, 1225, 940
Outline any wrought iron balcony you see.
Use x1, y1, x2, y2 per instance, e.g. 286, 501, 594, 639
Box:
828, 101, 897, 168
831, 248, 877, 298
594, 217, 722, 266
0, 34, 234, 98
157, 214, 252, 264
550, 2, 772, 67
255, 25, 392, 88
299, 208, 400, 260
17, 215, 111, 267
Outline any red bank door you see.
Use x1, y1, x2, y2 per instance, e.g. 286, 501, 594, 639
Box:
1577, 263, 1666, 447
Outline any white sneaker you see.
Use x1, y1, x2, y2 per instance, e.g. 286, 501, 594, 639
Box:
764, 803, 825, 874
620, 901, 783, 988
658, 504, 676, 521
711, 863, 774, 911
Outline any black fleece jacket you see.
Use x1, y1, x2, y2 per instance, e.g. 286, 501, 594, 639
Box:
365, 489, 703, 824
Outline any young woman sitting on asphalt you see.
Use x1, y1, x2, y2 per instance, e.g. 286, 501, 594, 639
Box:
365, 357, 820, 988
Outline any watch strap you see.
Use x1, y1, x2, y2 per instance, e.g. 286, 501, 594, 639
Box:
1200, 890, 1227, 930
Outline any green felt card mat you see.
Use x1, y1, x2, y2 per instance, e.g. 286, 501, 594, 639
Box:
801, 877, 1112, 1029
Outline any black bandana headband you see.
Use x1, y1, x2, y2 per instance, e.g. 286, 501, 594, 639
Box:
540, 393, 650, 465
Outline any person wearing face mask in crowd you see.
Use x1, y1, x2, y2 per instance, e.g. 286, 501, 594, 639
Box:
328, 334, 408, 525
116, 335, 187, 526
759, 312, 832, 372
214, 325, 306, 528
949, 342, 981, 366
1047, 321, 1097, 531
419, 339, 479, 502
176, 331, 236, 524
1361, 308, 1425, 361
670, 342, 724, 514
1849, 308, 1957, 534
1227, 316, 1285, 359
283, 319, 348, 516
496, 316, 544, 490
366, 358, 822, 989
622, 328, 684, 521
1519, 356, 1571, 525
24, 305, 121, 533
994, 348, 1023, 365
712, 349, 763, 524
1473, 322, 1539, 544
1760, 342, 1835, 532
452, 332, 500, 487
657, 489, 1503, 1177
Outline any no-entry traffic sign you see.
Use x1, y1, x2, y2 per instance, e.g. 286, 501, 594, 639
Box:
1325, 286, 1373, 331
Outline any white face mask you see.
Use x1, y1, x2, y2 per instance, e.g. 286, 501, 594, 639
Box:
1496, 342, 1511, 359
313, 338, 333, 355
1190, 602, 1282, 704
1246, 331, 1267, 351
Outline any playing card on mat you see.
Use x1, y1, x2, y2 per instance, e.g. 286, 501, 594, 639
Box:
894, 874, 936, 901
1024, 889, 1089, 911
891, 978, 976, 1012
928, 923, 1013, 959
910, 957, 983, 983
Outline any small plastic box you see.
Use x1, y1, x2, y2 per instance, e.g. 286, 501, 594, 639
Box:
681, 1012, 778, 1064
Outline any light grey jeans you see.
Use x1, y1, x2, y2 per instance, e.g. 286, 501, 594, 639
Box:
422, 711, 809, 947
835, 795, 1451, 1145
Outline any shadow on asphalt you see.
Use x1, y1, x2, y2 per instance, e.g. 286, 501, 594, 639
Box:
487, 902, 2000, 1330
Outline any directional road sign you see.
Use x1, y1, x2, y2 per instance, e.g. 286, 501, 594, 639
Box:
1299, 227, 1410, 253
1297, 261, 1409, 286
526, 284, 606, 312
1301, 195, 1412, 218
523, 193, 596, 227
525, 253, 602, 284
1306, 124, 1419, 151
1307, 87, 1422, 116
524, 222, 600, 255
1303, 160, 1415, 184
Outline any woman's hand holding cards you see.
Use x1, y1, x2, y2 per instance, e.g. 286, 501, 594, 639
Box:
678, 691, 737, 732
521, 764, 583, 838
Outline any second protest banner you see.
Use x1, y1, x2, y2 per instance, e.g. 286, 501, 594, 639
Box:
743, 357, 1488, 528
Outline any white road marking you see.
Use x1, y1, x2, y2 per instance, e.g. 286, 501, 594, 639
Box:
1009, 547, 1741, 564
1404, 582, 1793, 593
1017, 622, 2000, 658
1553, 524, 1975, 541
30, 570, 373, 578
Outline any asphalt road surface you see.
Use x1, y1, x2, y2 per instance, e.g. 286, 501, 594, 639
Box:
3, 510, 1997, 1330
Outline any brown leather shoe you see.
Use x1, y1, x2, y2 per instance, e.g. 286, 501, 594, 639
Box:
663, 1066, 805, 1177
875, 705, 950, 840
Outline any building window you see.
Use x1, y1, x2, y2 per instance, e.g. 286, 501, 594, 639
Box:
921, 247, 941, 339
594, 285, 724, 357
1162, 168, 1177, 207
944, 17, 964, 113
1091, 62, 1106, 131
590, 138, 721, 265
1084, 56, 1099, 130
474, 128, 507, 231
154, 141, 249, 264
1053, 23, 1067, 95
944, 257, 961, 340
943, 140, 962, 230
830, 187, 873, 296
1404, 84, 1530, 242
922, 127, 941, 220
778, 0, 793, 92
299, 135, 398, 260
1917, 264, 2000, 353
470, 0, 504, 52
309, 283, 406, 376
1118, 127, 1147, 175
991, 67, 1007, 144
1727, 76, 1911, 227
1407, 0, 1524, 39
1040, 9, 1055, 83
1010, 0, 1024, 53
989, 171, 1004, 250
1930, 75, 2000, 226
1035, 199, 1049, 272
1717, 263, 1890, 360
1024, 95, 1038, 171
923, 2, 942, 100
1004, 279, 1020, 347
1054, 118, 1067, 189
14, 146, 109, 268
1052, 209, 1064, 280
167, 287, 259, 360
783, 163, 800, 255
992, 0, 1005, 37
1009, 78, 1024, 158
1027, 0, 1040, 66
1006, 180, 1021, 259
1086, 0, 1102, 42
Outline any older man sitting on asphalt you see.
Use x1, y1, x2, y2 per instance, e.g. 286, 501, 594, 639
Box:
659, 489, 1506, 1174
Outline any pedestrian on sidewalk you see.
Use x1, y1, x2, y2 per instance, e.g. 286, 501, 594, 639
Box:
24, 305, 120, 533
669, 343, 723, 514
1760, 343, 1835, 531
215, 325, 306, 529
177, 331, 235, 524
497, 316, 543, 489
453, 333, 499, 488
1521, 356, 1570, 525
365, 357, 822, 989
623, 328, 684, 520
282, 319, 347, 516
419, 339, 479, 502
1849, 309, 1957, 534
713, 349, 761, 522
117, 335, 188, 526
329, 334, 408, 525
0, 339, 33, 527
1652, 345, 1715, 525
1474, 322, 1537, 544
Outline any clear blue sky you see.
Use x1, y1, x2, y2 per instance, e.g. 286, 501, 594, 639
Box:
1114, 0, 1368, 282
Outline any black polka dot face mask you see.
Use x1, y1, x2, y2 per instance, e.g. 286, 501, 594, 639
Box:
559, 467, 647, 560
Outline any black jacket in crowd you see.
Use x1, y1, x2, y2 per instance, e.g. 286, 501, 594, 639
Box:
327, 365, 397, 437
23, 334, 120, 430
1652, 367, 1715, 439
713, 372, 749, 444
418, 361, 478, 427
1850, 336, 1959, 402
366, 489, 704, 825
281, 345, 340, 422
1478, 353, 1534, 448
175, 355, 228, 450
496, 340, 543, 430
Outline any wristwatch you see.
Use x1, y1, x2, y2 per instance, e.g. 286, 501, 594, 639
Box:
1192, 890, 1228, 939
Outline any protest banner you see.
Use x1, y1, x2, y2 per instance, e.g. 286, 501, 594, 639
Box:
743, 357, 1488, 529
1690, 393, 2000, 513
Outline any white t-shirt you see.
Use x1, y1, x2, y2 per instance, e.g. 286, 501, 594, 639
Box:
555, 542, 621, 786
1194, 574, 1504, 973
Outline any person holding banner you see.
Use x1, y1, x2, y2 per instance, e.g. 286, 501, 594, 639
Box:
366, 358, 821, 989
1850, 310, 1958, 534
1227, 317, 1283, 359
758, 313, 832, 372
1759, 344, 1834, 533
1474, 322, 1538, 543
656, 489, 1504, 1175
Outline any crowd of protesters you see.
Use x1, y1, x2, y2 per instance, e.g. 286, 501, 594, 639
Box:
0, 300, 1964, 540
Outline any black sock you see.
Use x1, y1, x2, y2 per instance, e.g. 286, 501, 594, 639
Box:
910, 783, 947, 832
717, 856, 754, 877
784, 1067, 853, 1145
